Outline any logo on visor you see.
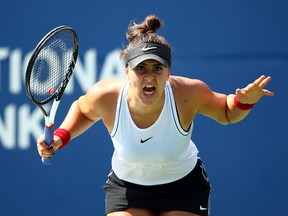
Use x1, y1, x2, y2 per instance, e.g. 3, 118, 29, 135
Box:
142, 45, 157, 51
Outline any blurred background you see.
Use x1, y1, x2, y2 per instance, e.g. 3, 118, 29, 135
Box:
0, 0, 287, 215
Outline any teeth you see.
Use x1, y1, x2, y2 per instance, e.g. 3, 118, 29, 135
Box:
144, 90, 154, 95
145, 91, 154, 95
143, 84, 155, 95
143, 85, 155, 95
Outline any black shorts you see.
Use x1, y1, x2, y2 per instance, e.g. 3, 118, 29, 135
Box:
103, 158, 211, 216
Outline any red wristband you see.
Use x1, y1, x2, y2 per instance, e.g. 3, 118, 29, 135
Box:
234, 96, 255, 110
54, 128, 71, 150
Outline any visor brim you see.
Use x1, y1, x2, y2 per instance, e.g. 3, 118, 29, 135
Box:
128, 54, 169, 69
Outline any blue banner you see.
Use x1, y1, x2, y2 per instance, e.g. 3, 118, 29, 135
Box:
1, 1, 287, 215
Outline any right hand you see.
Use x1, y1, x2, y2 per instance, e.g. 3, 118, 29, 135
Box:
36, 134, 63, 159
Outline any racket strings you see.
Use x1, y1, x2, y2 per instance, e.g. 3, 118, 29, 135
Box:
29, 30, 76, 104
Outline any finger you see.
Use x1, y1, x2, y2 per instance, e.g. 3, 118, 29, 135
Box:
41, 151, 54, 159
50, 139, 63, 151
40, 147, 55, 158
258, 76, 272, 88
47, 146, 54, 152
235, 88, 247, 96
37, 142, 49, 153
235, 88, 243, 94
262, 89, 275, 96
253, 75, 266, 86
37, 135, 47, 147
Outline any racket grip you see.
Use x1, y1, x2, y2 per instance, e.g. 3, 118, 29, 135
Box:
42, 126, 55, 165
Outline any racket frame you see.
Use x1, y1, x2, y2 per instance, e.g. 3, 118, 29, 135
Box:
25, 25, 78, 165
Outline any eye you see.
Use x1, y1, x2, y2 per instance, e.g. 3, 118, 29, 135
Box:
155, 66, 163, 71
153, 65, 165, 74
134, 65, 146, 74
137, 65, 145, 70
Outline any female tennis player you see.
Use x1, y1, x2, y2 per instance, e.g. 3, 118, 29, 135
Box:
37, 15, 274, 216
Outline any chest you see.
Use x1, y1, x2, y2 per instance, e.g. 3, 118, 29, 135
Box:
111, 91, 193, 163
112, 113, 192, 163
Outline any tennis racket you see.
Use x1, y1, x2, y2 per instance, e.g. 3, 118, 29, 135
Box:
25, 25, 78, 165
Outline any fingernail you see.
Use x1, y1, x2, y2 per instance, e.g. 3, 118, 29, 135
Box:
47, 146, 53, 151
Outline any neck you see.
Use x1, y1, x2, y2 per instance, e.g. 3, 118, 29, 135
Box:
126, 88, 165, 116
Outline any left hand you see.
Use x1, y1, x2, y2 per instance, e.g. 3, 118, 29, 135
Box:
235, 75, 274, 104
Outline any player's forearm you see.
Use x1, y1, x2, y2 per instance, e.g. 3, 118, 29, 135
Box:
59, 100, 96, 139
226, 94, 253, 123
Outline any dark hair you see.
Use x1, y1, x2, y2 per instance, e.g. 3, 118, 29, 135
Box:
120, 15, 171, 59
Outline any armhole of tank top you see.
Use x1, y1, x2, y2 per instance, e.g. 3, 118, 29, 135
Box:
166, 81, 192, 136
110, 80, 128, 137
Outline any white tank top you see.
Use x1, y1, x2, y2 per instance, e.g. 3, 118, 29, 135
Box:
110, 80, 199, 185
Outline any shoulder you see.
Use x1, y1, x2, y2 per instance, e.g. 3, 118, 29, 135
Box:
168, 75, 215, 112
168, 75, 212, 97
166, 76, 214, 128
167, 75, 229, 125
88, 78, 126, 98
78, 78, 126, 120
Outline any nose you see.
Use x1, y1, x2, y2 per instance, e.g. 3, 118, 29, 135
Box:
144, 71, 155, 81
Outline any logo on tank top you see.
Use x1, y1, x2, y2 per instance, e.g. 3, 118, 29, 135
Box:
200, 205, 207, 211
140, 136, 153, 143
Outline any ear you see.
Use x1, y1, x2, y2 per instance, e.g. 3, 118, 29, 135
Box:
125, 67, 129, 79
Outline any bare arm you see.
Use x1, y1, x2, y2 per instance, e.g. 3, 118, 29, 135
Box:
199, 75, 274, 124
59, 99, 97, 139
37, 91, 100, 158
37, 78, 123, 158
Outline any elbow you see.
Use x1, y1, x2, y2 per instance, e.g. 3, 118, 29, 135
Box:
218, 118, 231, 125
224, 111, 244, 125
218, 115, 242, 125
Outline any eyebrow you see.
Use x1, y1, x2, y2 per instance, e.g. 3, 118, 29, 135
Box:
138, 62, 165, 67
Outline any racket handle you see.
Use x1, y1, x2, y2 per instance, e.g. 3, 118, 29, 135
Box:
42, 126, 54, 165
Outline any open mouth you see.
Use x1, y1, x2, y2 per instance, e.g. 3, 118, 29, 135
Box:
143, 85, 156, 95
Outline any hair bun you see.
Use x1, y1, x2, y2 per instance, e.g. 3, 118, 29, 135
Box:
145, 15, 161, 33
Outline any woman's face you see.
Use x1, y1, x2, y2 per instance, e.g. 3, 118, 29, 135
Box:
126, 59, 170, 106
